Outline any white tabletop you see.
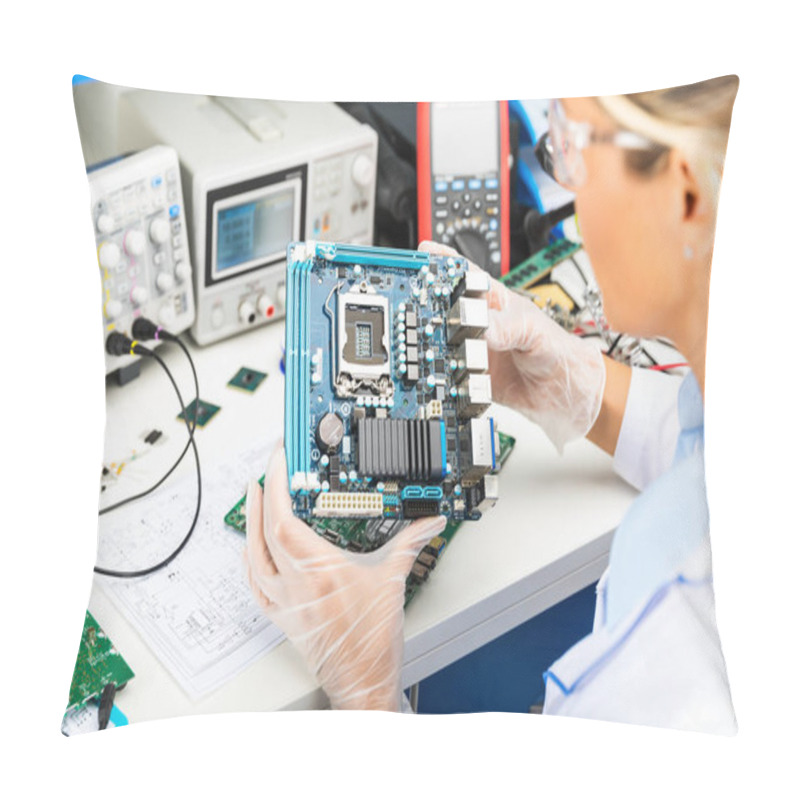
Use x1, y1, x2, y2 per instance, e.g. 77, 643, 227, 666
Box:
90, 320, 638, 720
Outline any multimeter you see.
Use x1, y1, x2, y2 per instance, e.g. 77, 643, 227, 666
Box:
417, 101, 511, 277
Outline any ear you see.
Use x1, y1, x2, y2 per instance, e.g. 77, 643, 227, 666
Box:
670, 150, 715, 259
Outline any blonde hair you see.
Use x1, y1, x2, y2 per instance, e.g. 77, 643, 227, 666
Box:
596, 75, 739, 205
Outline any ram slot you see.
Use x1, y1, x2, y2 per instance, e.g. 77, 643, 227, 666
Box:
284, 252, 313, 489
322, 242, 428, 270
300, 258, 312, 477
285, 253, 300, 483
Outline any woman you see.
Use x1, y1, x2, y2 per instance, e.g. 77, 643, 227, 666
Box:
244, 77, 739, 730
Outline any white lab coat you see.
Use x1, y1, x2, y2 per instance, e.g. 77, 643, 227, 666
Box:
542, 368, 737, 734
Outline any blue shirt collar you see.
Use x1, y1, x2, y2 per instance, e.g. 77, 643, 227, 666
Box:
674, 371, 704, 461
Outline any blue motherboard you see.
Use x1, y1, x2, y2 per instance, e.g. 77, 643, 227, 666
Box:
285, 241, 499, 528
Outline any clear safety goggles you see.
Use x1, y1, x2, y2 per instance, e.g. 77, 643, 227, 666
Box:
535, 98, 654, 190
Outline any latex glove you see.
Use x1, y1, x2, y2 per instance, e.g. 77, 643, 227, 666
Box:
419, 240, 606, 452
244, 444, 447, 711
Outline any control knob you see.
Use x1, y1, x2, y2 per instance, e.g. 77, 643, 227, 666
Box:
156, 272, 175, 293
149, 217, 170, 244
104, 299, 123, 320
175, 261, 191, 283
351, 153, 374, 188
98, 242, 121, 270
96, 213, 115, 234
124, 229, 146, 256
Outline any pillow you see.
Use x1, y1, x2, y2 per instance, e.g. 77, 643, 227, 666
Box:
64, 76, 738, 734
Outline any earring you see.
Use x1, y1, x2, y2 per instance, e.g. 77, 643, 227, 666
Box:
683, 244, 694, 260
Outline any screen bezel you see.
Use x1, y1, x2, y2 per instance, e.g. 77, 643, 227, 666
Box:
205, 165, 307, 288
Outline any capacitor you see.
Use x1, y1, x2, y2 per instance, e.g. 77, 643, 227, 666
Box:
316, 412, 345, 453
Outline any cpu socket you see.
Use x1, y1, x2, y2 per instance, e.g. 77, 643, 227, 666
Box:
335, 289, 392, 397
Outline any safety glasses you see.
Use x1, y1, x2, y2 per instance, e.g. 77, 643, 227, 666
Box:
535, 99, 654, 191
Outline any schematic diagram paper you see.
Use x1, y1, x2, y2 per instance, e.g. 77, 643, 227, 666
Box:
95, 440, 285, 699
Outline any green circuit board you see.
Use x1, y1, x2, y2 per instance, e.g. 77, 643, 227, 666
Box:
66, 611, 134, 712
225, 432, 516, 605
502, 238, 582, 291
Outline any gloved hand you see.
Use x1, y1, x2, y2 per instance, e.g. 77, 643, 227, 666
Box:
244, 443, 447, 711
419, 240, 606, 452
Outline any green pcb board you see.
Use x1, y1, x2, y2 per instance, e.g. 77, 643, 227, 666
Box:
226, 432, 516, 605
66, 611, 135, 712
502, 238, 582, 292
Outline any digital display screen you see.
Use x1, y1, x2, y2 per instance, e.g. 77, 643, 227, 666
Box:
216, 187, 295, 273
431, 102, 499, 177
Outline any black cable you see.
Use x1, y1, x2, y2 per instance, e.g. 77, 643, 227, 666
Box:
94, 348, 202, 579
97, 683, 116, 730
606, 332, 623, 357
570, 256, 589, 286
641, 346, 658, 366
99, 336, 199, 515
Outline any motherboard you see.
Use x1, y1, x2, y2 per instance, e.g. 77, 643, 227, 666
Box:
285, 241, 499, 528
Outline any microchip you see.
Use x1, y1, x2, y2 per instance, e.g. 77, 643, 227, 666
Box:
228, 366, 268, 393
434, 358, 445, 373
330, 456, 341, 490
144, 429, 162, 445
177, 398, 220, 428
